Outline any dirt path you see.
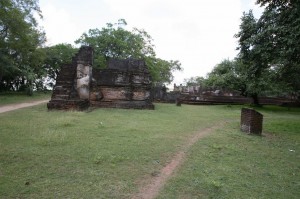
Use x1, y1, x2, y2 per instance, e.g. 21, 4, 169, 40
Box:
0, 100, 49, 114
132, 123, 225, 199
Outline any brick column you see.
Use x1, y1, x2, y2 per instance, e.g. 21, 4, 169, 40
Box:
240, 108, 263, 135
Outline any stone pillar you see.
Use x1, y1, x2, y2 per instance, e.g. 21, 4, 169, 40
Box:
240, 108, 263, 135
74, 46, 93, 100
76, 63, 92, 99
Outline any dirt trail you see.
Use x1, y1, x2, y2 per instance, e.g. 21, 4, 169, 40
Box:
0, 100, 49, 114
132, 123, 225, 199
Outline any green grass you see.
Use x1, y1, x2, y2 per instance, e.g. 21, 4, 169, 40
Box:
0, 91, 51, 106
0, 104, 299, 198
158, 106, 300, 199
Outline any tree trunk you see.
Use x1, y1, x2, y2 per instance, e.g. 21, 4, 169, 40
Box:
251, 93, 260, 106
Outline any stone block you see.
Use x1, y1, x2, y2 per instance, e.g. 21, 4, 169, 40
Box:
240, 108, 263, 135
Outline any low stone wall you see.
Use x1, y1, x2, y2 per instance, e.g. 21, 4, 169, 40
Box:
179, 95, 295, 106
180, 95, 250, 105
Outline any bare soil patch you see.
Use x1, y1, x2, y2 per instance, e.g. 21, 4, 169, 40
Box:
0, 100, 49, 113
132, 123, 225, 199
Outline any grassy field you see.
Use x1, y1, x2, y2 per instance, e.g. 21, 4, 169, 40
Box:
158, 106, 300, 199
0, 92, 51, 106
0, 103, 299, 198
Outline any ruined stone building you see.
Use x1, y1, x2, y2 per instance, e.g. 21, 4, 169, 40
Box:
47, 46, 154, 110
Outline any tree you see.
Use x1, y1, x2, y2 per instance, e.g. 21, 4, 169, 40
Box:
0, 0, 45, 92
40, 44, 77, 88
205, 58, 279, 104
184, 76, 208, 93
233, 1, 300, 103
256, 0, 300, 98
206, 59, 242, 91
75, 19, 182, 84
234, 10, 283, 104
198, 0, 299, 104
146, 57, 182, 85
183, 0, 300, 104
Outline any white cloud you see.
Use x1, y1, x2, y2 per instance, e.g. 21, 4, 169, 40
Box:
39, 4, 79, 45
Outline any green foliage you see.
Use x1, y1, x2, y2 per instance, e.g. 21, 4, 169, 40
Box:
186, 0, 299, 102
206, 58, 285, 103
184, 76, 207, 88
235, 1, 300, 99
76, 19, 154, 67
75, 19, 182, 84
0, 0, 45, 92
234, 11, 273, 104
40, 43, 77, 88
146, 57, 182, 85
206, 59, 241, 91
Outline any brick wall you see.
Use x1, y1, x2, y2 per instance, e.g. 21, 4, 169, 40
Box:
240, 108, 263, 135
90, 59, 154, 109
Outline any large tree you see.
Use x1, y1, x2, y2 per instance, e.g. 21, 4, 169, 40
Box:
185, 0, 299, 104
0, 0, 45, 92
75, 19, 182, 85
233, 0, 300, 102
205, 58, 281, 105
234, 10, 275, 104
205, 59, 243, 92
256, 0, 300, 98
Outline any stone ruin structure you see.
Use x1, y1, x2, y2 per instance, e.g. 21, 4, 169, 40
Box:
47, 46, 154, 110
240, 108, 263, 135
153, 82, 296, 106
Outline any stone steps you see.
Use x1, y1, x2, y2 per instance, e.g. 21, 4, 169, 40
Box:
47, 99, 89, 111
90, 100, 154, 110
51, 65, 76, 100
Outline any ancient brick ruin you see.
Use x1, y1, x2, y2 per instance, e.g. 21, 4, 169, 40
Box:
240, 108, 263, 135
153, 83, 296, 106
47, 46, 154, 110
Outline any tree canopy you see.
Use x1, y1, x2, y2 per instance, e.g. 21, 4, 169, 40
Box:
0, 10, 182, 92
188, 0, 300, 104
39, 43, 77, 89
0, 0, 45, 92
75, 19, 182, 85
234, 0, 300, 102
255, 0, 300, 95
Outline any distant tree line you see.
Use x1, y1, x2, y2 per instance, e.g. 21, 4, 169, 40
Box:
0, 1, 182, 94
185, 0, 300, 105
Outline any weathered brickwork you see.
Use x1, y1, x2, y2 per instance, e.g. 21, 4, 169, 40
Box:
90, 59, 154, 109
240, 108, 263, 135
48, 46, 154, 110
47, 47, 92, 110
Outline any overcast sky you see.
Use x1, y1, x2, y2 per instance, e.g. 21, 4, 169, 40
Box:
38, 0, 263, 85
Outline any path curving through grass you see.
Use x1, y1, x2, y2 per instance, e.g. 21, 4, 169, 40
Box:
0, 100, 49, 113
133, 123, 227, 199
